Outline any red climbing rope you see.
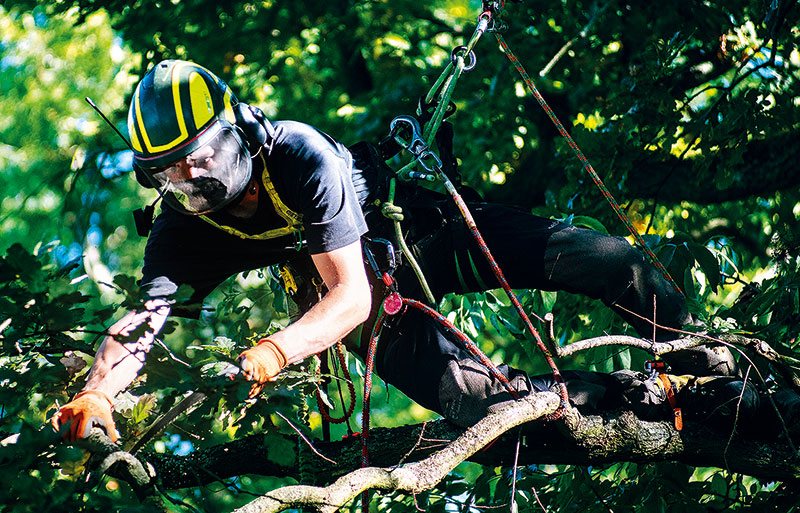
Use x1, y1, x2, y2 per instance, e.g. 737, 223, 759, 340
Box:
390, 115, 571, 416
404, 298, 520, 399
315, 341, 357, 425
492, 29, 682, 295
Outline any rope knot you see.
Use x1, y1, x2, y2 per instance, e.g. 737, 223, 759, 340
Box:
381, 202, 405, 222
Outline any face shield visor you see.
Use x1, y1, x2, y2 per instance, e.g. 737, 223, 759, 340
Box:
141, 124, 252, 215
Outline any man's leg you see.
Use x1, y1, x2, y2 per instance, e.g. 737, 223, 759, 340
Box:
408, 202, 689, 337
374, 307, 625, 426
402, 201, 737, 375
374, 307, 531, 427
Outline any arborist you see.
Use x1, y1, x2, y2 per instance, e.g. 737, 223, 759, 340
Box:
51, 59, 714, 442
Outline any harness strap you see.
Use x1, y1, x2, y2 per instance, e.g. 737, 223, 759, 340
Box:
199, 151, 303, 241
657, 373, 684, 431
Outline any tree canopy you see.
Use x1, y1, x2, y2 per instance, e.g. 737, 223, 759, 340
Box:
1, 0, 800, 511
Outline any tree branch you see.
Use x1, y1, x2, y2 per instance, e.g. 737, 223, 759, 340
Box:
76, 331, 800, 511
232, 392, 561, 513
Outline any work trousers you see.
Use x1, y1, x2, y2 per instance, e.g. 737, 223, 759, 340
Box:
369, 201, 690, 427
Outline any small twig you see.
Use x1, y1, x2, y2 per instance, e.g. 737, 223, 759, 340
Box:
585, 468, 614, 513
397, 421, 430, 467
539, 2, 609, 77
412, 492, 426, 512
131, 391, 206, 454
531, 486, 547, 513
651, 294, 657, 344
543, 313, 558, 357
275, 412, 337, 465
153, 336, 192, 367
156, 484, 204, 513
723, 365, 752, 468
510, 428, 522, 512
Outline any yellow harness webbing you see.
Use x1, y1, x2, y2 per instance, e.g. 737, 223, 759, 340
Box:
199, 152, 303, 240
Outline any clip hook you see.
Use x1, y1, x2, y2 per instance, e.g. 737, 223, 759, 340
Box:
389, 115, 445, 180
389, 115, 427, 157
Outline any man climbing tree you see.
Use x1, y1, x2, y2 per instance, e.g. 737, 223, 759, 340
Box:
52, 58, 733, 443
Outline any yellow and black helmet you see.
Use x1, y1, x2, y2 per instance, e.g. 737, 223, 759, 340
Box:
127, 60, 253, 215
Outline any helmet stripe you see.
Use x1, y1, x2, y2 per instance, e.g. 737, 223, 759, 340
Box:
128, 91, 143, 153
223, 87, 236, 123
133, 63, 190, 154
188, 71, 214, 129
129, 60, 238, 159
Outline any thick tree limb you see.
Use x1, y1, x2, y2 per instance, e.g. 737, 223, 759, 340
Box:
88, 393, 800, 511
547, 329, 800, 390
80, 331, 800, 511
500, 130, 800, 209
232, 392, 561, 513
623, 132, 800, 204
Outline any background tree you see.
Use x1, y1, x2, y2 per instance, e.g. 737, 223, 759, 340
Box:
1, 0, 799, 511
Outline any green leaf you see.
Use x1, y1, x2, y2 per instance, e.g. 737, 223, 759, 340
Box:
130, 394, 157, 424
539, 290, 558, 312
686, 242, 721, 292
570, 215, 610, 234
263, 431, 297, 467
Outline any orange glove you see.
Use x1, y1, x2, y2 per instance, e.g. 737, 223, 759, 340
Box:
51, 390, 119, 443
237, 338, 288, 398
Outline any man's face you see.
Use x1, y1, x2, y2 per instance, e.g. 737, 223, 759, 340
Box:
161, 144, 216, 183
146, 126, 252, 215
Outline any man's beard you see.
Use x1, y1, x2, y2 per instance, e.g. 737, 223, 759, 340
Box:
173, 175, 231, 213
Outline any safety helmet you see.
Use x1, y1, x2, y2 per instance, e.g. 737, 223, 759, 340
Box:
127, 60, 252, 215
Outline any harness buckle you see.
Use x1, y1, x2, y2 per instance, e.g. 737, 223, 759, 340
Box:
644, 359, 668, 377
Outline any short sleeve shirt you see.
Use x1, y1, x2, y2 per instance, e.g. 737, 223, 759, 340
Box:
139, 121, 368, 302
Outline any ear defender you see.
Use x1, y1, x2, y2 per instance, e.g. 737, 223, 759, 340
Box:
234, 103, 273, 155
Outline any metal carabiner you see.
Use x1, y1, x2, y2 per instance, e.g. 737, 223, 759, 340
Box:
389, 115, 428, 158
417, 149, 444, 175
363, 237, 398, 289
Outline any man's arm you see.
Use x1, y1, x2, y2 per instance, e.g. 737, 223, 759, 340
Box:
267, 239, 371, 363
83, 299, 172, 396
51, 299, 171, 441
237, 239, 371, 389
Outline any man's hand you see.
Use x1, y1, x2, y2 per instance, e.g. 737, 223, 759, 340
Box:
237, 338, 288, 398
51, 390, 119, 443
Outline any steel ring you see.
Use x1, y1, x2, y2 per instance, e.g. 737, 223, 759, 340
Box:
450, 46, 477, 71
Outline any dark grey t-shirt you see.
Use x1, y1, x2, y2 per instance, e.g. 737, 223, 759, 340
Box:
139, 120, 368, 302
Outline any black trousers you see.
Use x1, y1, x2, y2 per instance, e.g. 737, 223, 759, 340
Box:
368, 201, 689, 427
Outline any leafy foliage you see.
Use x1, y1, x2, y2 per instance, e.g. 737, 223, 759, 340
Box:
1, 0, 800, 511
